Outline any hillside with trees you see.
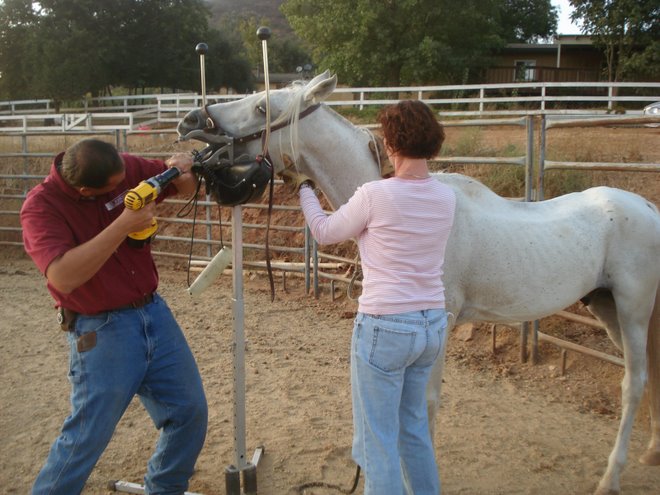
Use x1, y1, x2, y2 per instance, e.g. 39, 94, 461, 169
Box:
205, 0, 291, 35
4, 0, 652, 105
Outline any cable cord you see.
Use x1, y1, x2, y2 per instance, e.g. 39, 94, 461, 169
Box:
294, 465, 361, 494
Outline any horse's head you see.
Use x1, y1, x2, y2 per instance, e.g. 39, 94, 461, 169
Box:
178, 70, 337, 149
176, 71, 337, 206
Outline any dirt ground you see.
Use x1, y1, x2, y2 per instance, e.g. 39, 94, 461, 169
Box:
1, 253, 659, 495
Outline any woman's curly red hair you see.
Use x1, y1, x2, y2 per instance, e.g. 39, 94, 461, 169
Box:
377, 100, 444, 159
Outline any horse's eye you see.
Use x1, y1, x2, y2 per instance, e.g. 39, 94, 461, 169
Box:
256, 105, 266, 115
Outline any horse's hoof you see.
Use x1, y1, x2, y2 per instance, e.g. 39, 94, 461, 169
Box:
639, 449, 660, 465
594, 489, 619, 495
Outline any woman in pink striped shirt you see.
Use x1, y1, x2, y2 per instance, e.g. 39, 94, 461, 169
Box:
298, 100, 456, 494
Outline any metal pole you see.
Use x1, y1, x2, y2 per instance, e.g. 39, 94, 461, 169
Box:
304, 226, 311, 293
225, 29, 271, 493
525, 115, 534, 202
196, 42, 213, 259
257, 26, 272, 155
518, 115, 534, 362
539, 114, 546, 201
196, 43, 209, 107
231, 205, 247, 469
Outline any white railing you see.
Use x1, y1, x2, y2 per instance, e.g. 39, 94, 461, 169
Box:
1, 81, 658, 122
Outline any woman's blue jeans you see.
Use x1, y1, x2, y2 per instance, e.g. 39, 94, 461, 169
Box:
32, 294, 208, 495
351, 309, 447, 495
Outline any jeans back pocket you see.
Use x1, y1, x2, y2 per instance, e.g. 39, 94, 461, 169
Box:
368, 325, 416, 373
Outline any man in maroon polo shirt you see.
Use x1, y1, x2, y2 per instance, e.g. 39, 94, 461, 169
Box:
20, 138, 208, 495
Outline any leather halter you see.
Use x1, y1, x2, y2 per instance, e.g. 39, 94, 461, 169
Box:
201, 104, 217, 131
200, 103, 322, 145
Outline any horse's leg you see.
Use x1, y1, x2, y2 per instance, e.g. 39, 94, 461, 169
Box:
426, 316, 453, 439
594, 292, 652, 495
426, 347, 446, 438
639, 284, 660, 466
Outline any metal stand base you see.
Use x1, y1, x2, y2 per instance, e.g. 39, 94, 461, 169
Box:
225, 446, 265, 495
109, 446, 263, 495
108, 480, 204, 494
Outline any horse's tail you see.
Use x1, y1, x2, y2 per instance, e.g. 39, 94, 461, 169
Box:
641, 281, 660, 464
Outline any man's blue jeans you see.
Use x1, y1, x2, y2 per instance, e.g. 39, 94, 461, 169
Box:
32, 294, 208, 495
351, 309, 447, 495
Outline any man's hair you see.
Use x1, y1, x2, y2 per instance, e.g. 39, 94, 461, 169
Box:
377, 100, 445, 159
60, 139, 124, 188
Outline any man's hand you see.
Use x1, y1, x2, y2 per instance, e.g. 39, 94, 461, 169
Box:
165, 153, 194, 174
167, 153, 198, 197
116, 202, 157, 236
279, 168, 315, 192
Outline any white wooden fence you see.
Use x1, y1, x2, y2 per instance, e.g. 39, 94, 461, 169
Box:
1, 81, 658, 132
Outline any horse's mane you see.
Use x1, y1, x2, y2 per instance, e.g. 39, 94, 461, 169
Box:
269, 81, 307, 164
268, 79, 378, 171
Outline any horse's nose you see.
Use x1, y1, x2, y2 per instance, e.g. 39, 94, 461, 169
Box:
184, 111, 201, 126
177, 111, 201, 136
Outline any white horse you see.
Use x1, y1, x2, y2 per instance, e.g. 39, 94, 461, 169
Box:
178, 71, 660, 495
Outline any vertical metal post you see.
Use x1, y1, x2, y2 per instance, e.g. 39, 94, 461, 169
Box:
524, 115, 534, 202
196, 43, 209, 107
225, 465, 241, 495
538, 114, 546, 201
21, 135, 29, 196
230, 205, 247, 470
196, 42, 212, 258
531, 320, 540, 364
521, 321, 529, 363
304, 226, 311, 293
541, 85, 546, 112
257, 26, 272, 154
520, 114, 534, 363
313, 238, 319, 298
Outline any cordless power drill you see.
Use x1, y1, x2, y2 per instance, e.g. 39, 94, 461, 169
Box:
123, 167, 181, 247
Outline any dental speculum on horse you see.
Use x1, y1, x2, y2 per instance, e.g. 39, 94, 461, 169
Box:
177, 71, 660, 495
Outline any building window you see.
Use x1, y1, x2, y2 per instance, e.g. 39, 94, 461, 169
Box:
514, 60, 536, 81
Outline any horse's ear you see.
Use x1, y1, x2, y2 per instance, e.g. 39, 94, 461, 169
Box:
303, 70, 337, 104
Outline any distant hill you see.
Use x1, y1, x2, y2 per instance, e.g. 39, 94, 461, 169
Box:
205, 0, 292, 35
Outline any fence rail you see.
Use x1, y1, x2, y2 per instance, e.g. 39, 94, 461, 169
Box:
1, 113, 659, 373
1, 81, 658, 131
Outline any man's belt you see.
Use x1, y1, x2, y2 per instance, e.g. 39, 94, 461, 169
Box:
57, 293, 156, 331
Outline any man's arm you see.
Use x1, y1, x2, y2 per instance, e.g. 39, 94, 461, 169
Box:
46, 204, 156, 294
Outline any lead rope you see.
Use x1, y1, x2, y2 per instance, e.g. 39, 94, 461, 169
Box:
347, 252, 362, 301
259, 151, 276, 302
176, 167, 206, 289
294, 465, 361, 494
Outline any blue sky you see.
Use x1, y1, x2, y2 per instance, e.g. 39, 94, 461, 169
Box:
553, 0, 582, 34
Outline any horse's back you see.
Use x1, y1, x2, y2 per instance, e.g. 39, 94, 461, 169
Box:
434, 174, 660, 324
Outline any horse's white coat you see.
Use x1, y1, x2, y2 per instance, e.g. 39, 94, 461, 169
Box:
178, 71, 660, 495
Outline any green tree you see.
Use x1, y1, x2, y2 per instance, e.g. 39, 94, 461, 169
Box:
499, 0, 558, 42
570, 0, 659, 81
0, 0, 40, 100
281, 0, 557, 86
229, 15, 311, 74
29, 0, 114, 105
0, 0, 253, 102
